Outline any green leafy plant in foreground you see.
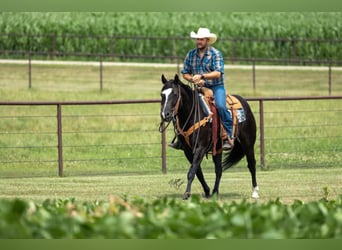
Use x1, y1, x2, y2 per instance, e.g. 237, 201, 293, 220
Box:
0, 196, 341, 239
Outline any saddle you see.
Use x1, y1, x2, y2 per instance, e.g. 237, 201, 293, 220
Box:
199, 87, 245, 154
174, 86, 245, 156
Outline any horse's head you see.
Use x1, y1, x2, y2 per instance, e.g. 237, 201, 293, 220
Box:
160, 74, 181, 122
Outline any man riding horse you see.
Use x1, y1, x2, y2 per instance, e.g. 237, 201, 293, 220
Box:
170, 27, 233, 151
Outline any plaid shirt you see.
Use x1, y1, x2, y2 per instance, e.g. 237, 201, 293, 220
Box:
181, 46, 224, 87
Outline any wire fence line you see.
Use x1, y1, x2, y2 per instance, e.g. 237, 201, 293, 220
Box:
1, 33, 342, 95
0, 96, 341, 177
1, 57, 340, 96
1, 33, 342, 64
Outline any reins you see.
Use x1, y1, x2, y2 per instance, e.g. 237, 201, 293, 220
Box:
191, 86, 202, 153
158, 120, 171, 133
173, 83, 212, 151
159, 82, 213, 151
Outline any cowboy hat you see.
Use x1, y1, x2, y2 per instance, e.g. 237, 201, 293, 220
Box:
190, 27, 217, 45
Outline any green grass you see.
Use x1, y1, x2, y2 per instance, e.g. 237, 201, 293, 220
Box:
0, 168, 341, 204
0, 64, 165, 99
1, 64, 342, 98
229, 68, 342, 96
0, 63, 341, 203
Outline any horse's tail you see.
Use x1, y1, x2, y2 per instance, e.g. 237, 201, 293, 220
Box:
222, 140, 245, 171
222, 94, 256, 171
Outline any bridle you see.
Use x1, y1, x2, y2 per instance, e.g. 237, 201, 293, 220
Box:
158, 83, 182, 133
159, 82, 213, 152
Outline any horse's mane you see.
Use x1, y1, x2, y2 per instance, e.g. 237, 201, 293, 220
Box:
177, 79, 193, 97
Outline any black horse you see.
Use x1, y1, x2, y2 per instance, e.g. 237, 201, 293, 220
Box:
160, 74, 259, 200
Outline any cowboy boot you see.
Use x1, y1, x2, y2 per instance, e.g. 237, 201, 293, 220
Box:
222, 137, 234, 151
220, 126, 233, 151
168, 136, 183, 150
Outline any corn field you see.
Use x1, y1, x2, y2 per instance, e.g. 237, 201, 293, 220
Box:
0, 12, 341, 62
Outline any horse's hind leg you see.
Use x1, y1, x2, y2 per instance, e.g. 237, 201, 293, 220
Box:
212, 153, 222, 197
246, 147, 259, 198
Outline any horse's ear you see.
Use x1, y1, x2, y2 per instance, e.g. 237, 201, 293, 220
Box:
161, 74, 168, 84
174, 74, 180, 83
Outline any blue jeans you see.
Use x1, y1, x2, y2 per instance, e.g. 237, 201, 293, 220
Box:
211, 85, 233, 138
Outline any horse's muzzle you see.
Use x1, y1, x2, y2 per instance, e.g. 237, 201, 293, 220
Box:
161, 111, 173, 122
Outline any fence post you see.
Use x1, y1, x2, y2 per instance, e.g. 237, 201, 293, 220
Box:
291, 39, 297, 63
111, 36, 116, 61
171, 38, 176, 63
28, 52, 32, 89
176, 56, 180, 76
161, 123, 167, 174
328, 63, 332, 96
231, 38, 236, 64
57, 104, 64, 177
259, 99, 265, 169
51, 33, 57, 60
252, 60, 256, 94
99, 58, 103, 91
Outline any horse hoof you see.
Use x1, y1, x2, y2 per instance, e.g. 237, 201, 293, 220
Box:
183, 192, 191, 200
252, 186, 259, 199
252, 192, 259, 199
211, 192, 219, 199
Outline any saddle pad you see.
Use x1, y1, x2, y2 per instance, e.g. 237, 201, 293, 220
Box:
236, 108, 246, 123
226, 95, 243, 110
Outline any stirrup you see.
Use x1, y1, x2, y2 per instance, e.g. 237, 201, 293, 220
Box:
168, 140, 183, 150
222, 137, 234, 151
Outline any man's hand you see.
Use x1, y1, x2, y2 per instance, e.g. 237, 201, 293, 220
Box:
191, 74, 205, 86
191, 74, 202, 83
196, 79, 206, 87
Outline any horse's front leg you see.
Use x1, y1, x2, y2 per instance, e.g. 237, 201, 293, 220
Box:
195, 166, 210, 198
212, 153, 222, 197
183, 148, 206, 200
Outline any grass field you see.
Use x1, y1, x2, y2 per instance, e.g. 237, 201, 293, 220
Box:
0, 62, 341, 204
1, 63, 342, 98
0, 168, 341, 204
